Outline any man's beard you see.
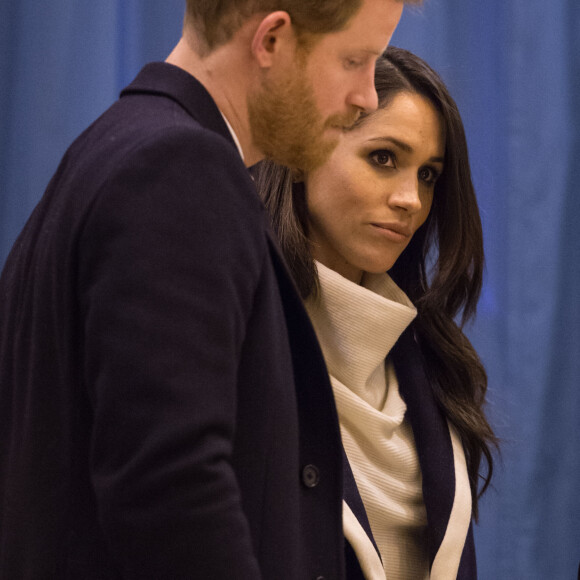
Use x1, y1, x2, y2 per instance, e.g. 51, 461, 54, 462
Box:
248, 64, 359, 174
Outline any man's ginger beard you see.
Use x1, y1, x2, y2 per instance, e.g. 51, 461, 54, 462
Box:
248, 57, 360, 173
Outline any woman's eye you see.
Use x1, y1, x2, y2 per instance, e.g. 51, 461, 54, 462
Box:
419, 166, 440, 184
370, 150, 395, 167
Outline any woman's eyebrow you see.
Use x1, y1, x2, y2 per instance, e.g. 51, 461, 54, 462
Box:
367, 136, 413, 152
366, 136, 444, 163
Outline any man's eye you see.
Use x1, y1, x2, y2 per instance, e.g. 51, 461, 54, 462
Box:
345, 58, 363, 69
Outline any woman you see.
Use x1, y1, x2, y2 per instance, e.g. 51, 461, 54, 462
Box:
255, 47, 497, 579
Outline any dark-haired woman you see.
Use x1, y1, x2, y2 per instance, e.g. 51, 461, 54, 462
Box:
255, 46, 497, 580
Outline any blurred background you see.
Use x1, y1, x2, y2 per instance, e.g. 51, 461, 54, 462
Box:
1, 1, 578, 577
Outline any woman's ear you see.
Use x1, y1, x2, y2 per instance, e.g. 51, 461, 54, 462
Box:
251, 11, 294, 68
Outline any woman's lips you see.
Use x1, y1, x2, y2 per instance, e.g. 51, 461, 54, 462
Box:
370, 222, 412, 242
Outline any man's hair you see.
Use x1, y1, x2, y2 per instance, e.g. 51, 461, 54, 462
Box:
184, 0, 362, 53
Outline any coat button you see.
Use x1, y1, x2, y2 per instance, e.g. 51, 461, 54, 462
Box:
301, 464, 320, 488
315, 576, 326, 580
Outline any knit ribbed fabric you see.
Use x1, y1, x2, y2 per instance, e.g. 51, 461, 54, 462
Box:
306, 262, 429, 579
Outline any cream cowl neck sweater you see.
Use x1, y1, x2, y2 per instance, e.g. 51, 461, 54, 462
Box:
305, 262, 471, 580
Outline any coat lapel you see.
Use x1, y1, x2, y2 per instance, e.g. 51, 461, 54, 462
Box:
342, 448, 384, 580
390, 326, 456, 565
342, 448, 379, 554
391, 326, 477, 578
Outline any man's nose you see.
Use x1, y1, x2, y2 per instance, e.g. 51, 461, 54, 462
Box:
346, 68, 379, 113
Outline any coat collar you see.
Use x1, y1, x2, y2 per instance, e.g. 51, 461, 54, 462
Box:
120, 62, 237, 154
120, 63, 293, 267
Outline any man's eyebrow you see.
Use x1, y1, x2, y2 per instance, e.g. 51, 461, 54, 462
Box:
345, 48, 382, 57
361, 48, 383, 56
367, 136, 445, 163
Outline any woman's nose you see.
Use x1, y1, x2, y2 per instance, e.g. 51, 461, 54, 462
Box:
388, 174, 422, 213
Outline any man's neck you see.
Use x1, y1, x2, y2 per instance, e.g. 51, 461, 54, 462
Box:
219, 111, 245, 161
166, 35, 263, 167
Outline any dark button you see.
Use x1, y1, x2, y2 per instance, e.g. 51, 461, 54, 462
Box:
315, 576, 326, 580
301, 464, 320, 488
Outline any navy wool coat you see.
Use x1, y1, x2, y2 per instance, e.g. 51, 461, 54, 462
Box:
0, 63, 344, 579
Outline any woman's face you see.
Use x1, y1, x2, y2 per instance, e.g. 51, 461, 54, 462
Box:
305, 91, 445, 284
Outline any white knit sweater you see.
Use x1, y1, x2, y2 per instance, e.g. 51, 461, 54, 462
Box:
306, 262, 471, 580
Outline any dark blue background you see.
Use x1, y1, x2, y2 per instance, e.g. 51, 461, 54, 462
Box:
1, 2, 578, 577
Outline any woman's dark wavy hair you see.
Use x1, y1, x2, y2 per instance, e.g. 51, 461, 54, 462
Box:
254, 46, 498, 519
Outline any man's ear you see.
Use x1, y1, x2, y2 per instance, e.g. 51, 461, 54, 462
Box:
251, 11, 294, 68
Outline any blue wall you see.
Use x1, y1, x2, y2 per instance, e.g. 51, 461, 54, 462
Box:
1, 2, 578, 577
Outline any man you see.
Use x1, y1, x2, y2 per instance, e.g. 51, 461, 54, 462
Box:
0, 0, 405, 577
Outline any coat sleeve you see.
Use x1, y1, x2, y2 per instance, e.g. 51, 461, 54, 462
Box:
78, 127, 265, 578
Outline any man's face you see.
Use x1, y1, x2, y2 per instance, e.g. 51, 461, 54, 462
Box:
248, 0, 404, 172
248, 51, 354, 174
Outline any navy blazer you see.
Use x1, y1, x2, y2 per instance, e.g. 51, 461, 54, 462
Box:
0, 63, 344, 579
344, 325, 477, 579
